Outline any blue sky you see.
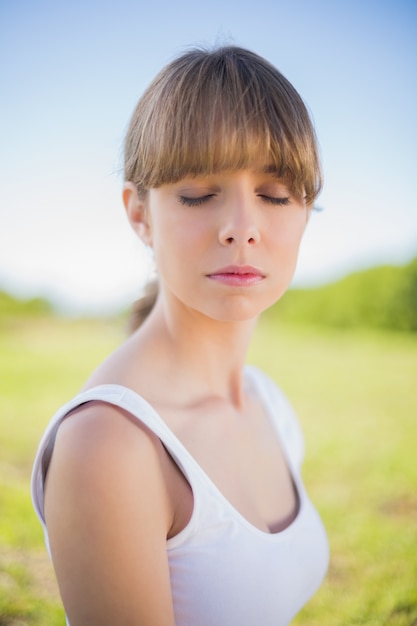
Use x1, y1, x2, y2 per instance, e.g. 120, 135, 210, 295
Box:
1, 0, 416, 313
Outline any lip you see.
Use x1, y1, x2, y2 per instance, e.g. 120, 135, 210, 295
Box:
207, 265, 265, 286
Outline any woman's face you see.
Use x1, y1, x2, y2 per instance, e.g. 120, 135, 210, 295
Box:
139, 168, 309, 322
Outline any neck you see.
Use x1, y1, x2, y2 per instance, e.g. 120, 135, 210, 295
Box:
136, 292, 258, 409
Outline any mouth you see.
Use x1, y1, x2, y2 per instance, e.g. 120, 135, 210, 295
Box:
206, 265, 265, 286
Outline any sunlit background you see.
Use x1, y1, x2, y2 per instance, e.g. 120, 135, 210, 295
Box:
1, 5, 416, 623
1, 0, 416, 315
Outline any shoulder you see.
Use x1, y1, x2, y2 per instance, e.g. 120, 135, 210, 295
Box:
246, 365, 290, 413
46, 401, 174, 532
43, 402, 177, 624
55, 400, 161, 460
247, 365, 305, 468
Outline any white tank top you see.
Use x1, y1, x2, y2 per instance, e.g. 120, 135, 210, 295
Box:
32, 366, 329, 626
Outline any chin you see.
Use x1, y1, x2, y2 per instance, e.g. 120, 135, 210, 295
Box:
202, 294, 281, 323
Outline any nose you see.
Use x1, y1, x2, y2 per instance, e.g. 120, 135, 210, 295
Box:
218, 196, 260, 247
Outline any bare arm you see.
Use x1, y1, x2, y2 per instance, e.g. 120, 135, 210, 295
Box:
44, 403, 177, 626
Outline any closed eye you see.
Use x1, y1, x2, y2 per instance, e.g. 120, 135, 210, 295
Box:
258, 195, 291, 206
178, 194, 216, 207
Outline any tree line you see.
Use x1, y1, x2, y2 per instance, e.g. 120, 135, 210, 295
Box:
1, 256, 416, 332
264, 256, 417, 332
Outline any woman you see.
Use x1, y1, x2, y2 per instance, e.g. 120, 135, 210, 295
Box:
32, 45, 329, 625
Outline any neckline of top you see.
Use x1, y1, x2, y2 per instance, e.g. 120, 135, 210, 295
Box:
74, 368, 304, 539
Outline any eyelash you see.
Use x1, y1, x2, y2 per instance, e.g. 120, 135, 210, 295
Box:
178, 195, 291, 207
178, 195, 215, 207
258, 195, 291, 206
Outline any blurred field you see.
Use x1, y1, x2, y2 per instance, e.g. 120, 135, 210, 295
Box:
0, 316, 416, 625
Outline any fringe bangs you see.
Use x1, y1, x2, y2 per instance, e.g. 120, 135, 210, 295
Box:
125, 46, 322, 205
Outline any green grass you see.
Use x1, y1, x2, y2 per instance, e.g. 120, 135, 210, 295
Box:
1, 316, 416, 624
250, 321, 417, 625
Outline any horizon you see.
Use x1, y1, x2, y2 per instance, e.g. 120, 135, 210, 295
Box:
1, 254, 415, 317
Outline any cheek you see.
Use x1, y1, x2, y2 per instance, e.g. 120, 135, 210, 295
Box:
291, 222, 307, 252
151, 220, 202, 277
273, 217, 307, 255
157, 217, 210, 254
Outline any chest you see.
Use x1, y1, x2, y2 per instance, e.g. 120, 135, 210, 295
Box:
159, 393, 299, 534
167, 476, 330, 626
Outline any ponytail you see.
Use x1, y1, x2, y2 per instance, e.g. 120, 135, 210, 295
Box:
128, 280, 158, 333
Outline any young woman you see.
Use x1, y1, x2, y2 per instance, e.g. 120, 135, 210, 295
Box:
32, 45, 329, 625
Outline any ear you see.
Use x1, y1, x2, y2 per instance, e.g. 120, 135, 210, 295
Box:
122, 182, 152, 246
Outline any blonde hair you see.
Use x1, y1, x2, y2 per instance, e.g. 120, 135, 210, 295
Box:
124, 45, 322, 330
124, 45, 322, 205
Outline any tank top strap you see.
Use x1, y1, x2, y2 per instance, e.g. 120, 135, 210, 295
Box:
31, 384, 204, 526
31, 372, 305, 528
245, 366, 305, 470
